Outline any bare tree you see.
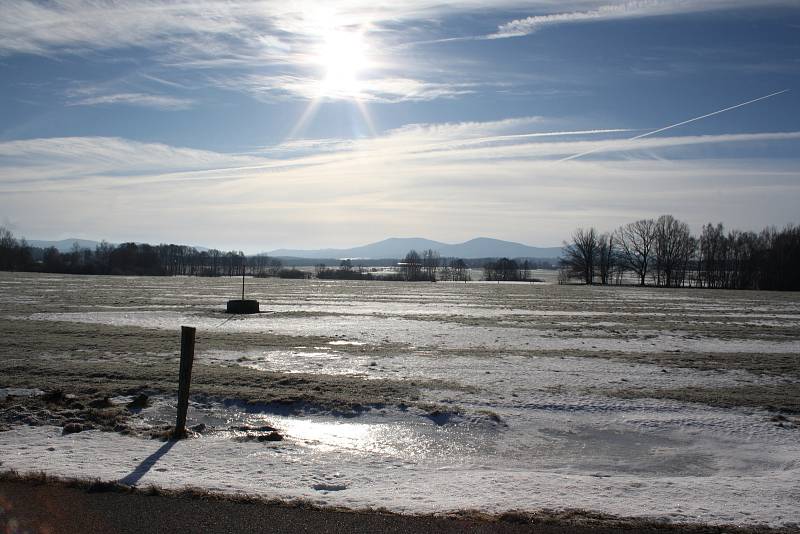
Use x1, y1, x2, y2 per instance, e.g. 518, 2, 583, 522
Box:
728, 230, 759, 290
699, 223, 726, 288
250, 253, 270, 277
449, 258, 470, 282
268, 257, 283, 276
484, 258, 520, 281
0, 227, 19, 270
69, 242, 83, 270
519, 259, 531, 281
616, 219, 656, 286
401, 250, 422, 281
654, 215, 695, 287
0, 227, 13, 249
561, 227, 598, 284
596, 233, 616, 285
422, 249, 440, 281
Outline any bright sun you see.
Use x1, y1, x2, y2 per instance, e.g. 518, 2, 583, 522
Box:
317, 30, 368, 98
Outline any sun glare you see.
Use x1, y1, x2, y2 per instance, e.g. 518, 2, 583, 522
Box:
317, 30, 368, 98
290, 26, 377, 137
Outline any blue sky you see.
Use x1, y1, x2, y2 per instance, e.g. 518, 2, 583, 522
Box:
1, 0, 798, 251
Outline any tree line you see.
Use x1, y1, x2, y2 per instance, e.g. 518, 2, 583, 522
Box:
5, 220, 796, 290
315, 250, 472, 282
0, 229, 552, 283
0, 229, 273, 277
560, 215, 800, 290
397, 249, 469, 281
396, 249, 546, 282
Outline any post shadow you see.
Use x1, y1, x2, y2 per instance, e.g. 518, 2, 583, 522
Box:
119, 439, 179, 486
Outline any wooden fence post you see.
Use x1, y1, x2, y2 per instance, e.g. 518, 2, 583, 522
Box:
174, 325, 196, 439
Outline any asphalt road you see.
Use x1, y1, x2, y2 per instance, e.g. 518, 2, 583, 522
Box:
0, 480, 781, 534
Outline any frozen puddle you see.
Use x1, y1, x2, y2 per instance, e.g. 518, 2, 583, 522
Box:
2, 397, 799, 527
132, 399, 498, 461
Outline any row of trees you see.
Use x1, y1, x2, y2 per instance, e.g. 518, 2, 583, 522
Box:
0, 228, 269, 277
560, 216, 800, 290
398, 249, 472, 282
0, 227, 33, 271
316, 259, 375, 280
398, 250, 544, 282
5, 220, 797, 290
483, 258, 538, 282
0, 229, 547, 283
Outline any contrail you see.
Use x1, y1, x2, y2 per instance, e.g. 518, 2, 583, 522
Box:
558, 89, 790, 162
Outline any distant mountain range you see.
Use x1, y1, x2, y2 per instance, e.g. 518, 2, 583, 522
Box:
24, 236, 563, 259
27, 238, 102, 252
269, 237, 563, 260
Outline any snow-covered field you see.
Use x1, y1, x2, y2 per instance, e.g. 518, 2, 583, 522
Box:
1, 273, 799, 527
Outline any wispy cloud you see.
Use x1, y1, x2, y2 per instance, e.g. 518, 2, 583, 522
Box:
67, 92, 196, 110
0, 136, 263, 179
492, 2, 644, 39
3, 1, 789, 57
2, 123, 798, 195
558, 89, 790, 162
360, 77, 476, 102
211, 73, 476, 103
0, 1, 475, 59
4, 122, 799, 189
2, 0, 790, 105
489, 0, 797, 39
0, 0, 257, 57
1, 0, 493, 103
63, 78, 198, 110
1, 114, 797, 247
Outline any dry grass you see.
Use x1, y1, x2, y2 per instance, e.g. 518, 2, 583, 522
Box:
604, 384, 800, 415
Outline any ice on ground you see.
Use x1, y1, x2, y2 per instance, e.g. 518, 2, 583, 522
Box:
3, 274, 800, 527
2, 393, 799, 527
24, 311, 800, 354
199, 347, 788, 394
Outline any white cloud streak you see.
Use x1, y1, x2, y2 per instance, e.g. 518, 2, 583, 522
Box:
3, 124, 799, 190
0, 137, 264, 180
1, 2, 796, 246
210, 74, 475, 103
559, 89, 791, 161
491, 0, 797, 39
2, 1, 788, 55
67, 92, 196, 110
1, 0, 791, 104
1, 117, 798, 248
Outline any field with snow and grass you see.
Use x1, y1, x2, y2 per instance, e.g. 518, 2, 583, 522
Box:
1, 272, 799, 528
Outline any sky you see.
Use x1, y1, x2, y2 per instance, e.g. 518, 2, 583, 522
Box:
0, 0, 799, 252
